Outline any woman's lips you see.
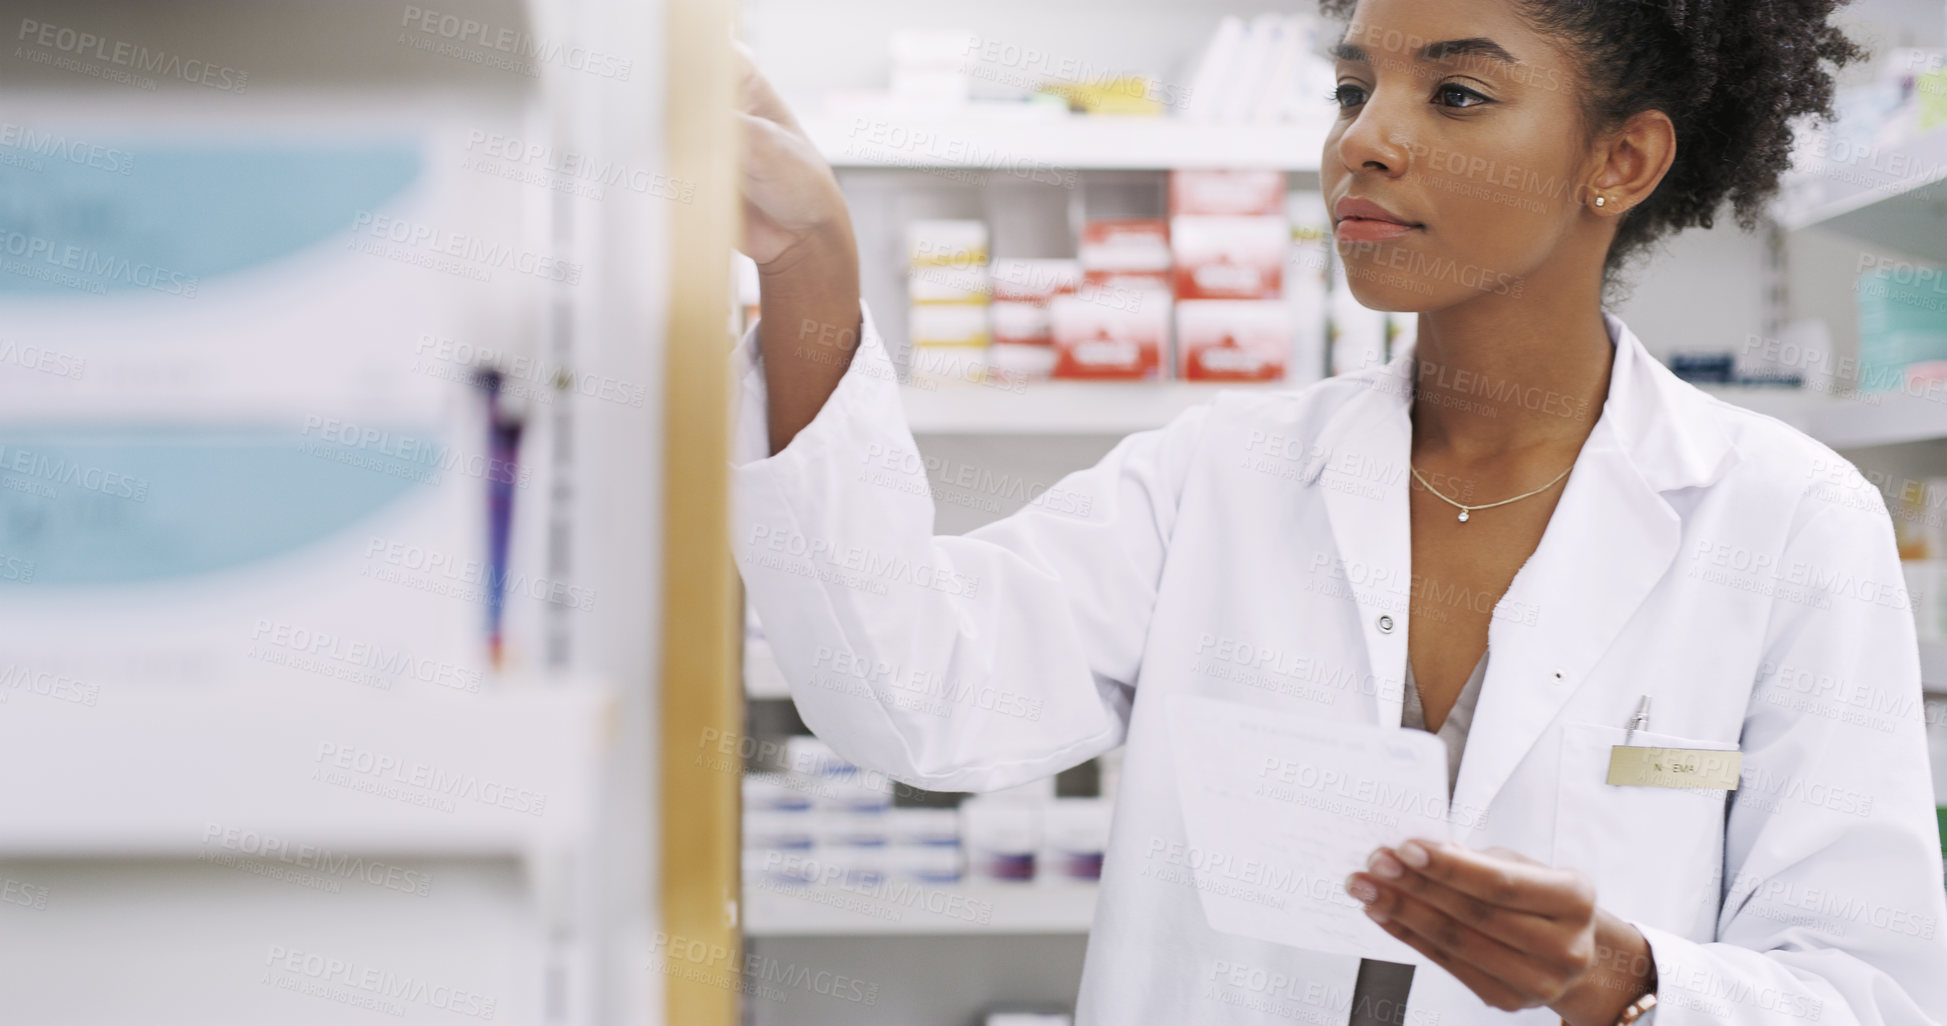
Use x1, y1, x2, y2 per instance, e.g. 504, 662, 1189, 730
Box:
1335, 218, 1422, 243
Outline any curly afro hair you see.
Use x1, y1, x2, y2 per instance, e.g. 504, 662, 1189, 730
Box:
1316, 0, 1869, 285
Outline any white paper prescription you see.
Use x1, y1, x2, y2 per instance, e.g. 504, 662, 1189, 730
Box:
1165, 692, 1453, 965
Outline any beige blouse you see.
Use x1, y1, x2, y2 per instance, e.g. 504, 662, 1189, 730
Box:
1349, 650, 1491, 1026
1400, 649, 1489, 796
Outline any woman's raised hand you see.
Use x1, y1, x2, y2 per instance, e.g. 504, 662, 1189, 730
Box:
730, 40, 862, 455
732, 40, 851, 273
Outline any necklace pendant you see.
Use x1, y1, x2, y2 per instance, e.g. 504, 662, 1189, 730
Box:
1457, 509, 1470, 523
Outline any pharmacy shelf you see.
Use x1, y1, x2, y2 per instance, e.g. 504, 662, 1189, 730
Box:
894, 379, 1947, 447
805, 112, 1327, 172
901, 380, 1266, 435
1773, 126, 1947, 261
744, 881, 1099, 936
0, 681, 614, 859
1802, 390, 1947, 450
1698, 384, 1947, 450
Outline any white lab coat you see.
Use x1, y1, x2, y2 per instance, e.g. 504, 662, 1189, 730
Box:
729, 302, 1947, 1026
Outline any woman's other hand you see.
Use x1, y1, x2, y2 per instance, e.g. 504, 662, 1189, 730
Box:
1345, 841, 1655, 1026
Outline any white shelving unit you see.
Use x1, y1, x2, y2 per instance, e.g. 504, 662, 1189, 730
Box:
1669, 384, 1947, 450
745, 881, 1098, 937
1770, 120, 1947, 696
1779, 388, 1947, 449
1774, 125, 1947, 261
886, 379, 1947, 447
804, 112, 1328, 172
900, 380, 1242, 435
0, 682, 616, 860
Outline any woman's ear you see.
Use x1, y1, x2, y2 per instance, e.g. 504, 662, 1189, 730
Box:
1587, 109, 1677, 215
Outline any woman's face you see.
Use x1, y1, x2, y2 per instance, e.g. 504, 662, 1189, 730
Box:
1322, 0, 1599, 312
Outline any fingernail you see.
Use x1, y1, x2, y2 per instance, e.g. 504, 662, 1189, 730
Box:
1398, 841, 1430, 867
1365, 906, 1389, 924
1367, 850, 1403, 879
1346, 876, 1377, 903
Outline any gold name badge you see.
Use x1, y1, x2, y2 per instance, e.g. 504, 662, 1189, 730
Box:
1605, 746, 1742, 790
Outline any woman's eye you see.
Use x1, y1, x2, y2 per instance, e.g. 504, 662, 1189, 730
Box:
1331, 83, 1490, 111
1437, 84, 1491, 108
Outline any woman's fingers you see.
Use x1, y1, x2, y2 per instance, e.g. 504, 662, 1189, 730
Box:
1365, 912, 1545, 1013
738, 110, 806, 197
1351, 862, 1575, 967
1344, 841, 1612, 1014
737, 110, 844, 265
731, 38, 805, 139
1389, 839, 1594, 920
730, 44, 850, 269
736, 113, 803, 265
1359, 883, 1574, 1005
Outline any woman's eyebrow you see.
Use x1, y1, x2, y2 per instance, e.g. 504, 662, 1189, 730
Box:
1330, 36, 1522, 67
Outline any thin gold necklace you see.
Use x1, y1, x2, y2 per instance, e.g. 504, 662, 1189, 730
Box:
1409, 462, 1573, 523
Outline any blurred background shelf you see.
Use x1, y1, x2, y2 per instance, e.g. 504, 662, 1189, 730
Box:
0, 682, 614, 859
1799, 389, 1947, 449
898, 380, 1249, 436
894, 380, 1947, 446
805, 113, 1328, 172
744, 882, 1098, 936
1774, 126, 1947, 261
1699, 384, 1947, 449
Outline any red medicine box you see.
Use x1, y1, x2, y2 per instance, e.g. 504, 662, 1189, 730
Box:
1052, 289, 1171, 380
1171, 216, 1288, 300
1176, 299, 1292, 382
1169, 170, 1286, 217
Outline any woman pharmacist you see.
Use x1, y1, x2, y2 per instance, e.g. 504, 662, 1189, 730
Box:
727, 0, 1947, 1022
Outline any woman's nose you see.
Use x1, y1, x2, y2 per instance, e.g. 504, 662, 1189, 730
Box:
1335, 91, 1413, 178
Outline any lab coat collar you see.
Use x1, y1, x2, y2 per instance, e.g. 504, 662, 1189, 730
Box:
1300, 309, 1742, 840
1301, 309, 1739, 493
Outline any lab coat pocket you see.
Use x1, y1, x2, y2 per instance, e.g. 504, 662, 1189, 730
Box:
1553, 721, 1735, 941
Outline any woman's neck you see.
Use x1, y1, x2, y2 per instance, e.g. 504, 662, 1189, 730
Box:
1407, 292, 1615, 463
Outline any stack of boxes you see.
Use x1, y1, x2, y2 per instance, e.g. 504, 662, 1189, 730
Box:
1054, 219, 1174, 379
743, 737, 905, 891
908, 219, 993, 385
1171, 170, 1293, 381
990, 258, 1082, 381
887, 806, 964, 885
955, 784, 1113, 886
897, 172, 1350, 385
743, 736, 1113, 893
